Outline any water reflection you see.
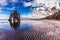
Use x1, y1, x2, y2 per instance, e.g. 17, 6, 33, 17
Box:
0, 20, 33, 31
0, 20, 60, 40
9, 20, 33, 31
9, 20, 20, 31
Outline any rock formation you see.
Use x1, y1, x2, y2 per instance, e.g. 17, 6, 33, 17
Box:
9, 10, 20, 23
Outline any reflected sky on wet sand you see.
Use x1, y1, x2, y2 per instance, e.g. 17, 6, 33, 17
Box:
0, 20, 60, 40
0, 20, 33, 31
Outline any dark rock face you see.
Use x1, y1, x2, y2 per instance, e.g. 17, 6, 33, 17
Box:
9, 10, 20, 22
9, 10, 20, 30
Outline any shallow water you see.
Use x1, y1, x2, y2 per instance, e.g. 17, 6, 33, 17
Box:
0, 20, 60, 40
0, 20, 33, 31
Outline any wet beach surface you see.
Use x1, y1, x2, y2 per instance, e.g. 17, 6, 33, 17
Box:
0, 20, 60, 40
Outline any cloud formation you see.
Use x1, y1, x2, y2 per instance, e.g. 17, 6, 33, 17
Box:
22, 0, 59, 19
4, 6, 15, 10
23, 2, 32, 7
0, 0, 18, 6
0, 0, 8, 6
0, 14, 9, 19
10, 0, 18, 3
23, 0, 58, 8
0, 0, 59, 19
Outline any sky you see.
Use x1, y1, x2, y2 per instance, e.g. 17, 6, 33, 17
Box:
0, 0, 33, 15
0, 0, 60, 19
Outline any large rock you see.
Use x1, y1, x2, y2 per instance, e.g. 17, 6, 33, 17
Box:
9, 10, 20, 22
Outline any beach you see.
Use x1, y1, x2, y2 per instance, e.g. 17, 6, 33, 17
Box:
0, 20, 60, 40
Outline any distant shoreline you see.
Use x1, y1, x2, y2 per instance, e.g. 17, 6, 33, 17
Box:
0, 19, 60, 21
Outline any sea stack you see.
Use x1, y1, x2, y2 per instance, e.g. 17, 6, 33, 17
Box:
9, 10, 20, 23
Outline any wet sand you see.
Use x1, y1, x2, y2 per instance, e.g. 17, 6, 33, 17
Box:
0, 20, 60, 40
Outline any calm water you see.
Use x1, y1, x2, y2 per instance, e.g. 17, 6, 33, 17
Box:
0, 20, 60, 40
0, 20, 33, 31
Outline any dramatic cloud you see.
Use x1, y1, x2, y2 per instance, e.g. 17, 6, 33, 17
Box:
23, 2, 32, 7
4, 6, 15, 10
0, 0, 59, 19
0, 0, 19, 6
0, 6, 15, 14
32, 0, 57, 8
0, 14, 9, 19
10, 0, 18, 3
22, 0, 59, 19
0, 7, 15, 19
23, 0, 58, 8
0, 0, 8, 6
